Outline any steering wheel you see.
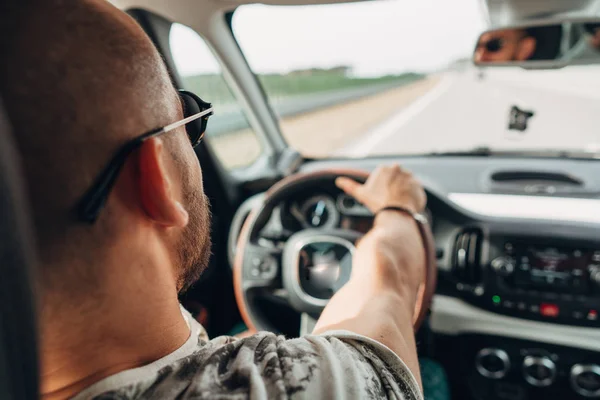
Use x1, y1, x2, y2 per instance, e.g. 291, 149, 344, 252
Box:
233, 169, 437, 334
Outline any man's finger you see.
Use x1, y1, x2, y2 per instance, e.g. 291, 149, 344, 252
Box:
335, 177, 363, 198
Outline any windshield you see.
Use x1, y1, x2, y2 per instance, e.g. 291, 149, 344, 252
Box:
232, 0, 600, 159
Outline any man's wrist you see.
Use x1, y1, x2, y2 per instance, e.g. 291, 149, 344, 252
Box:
373, 208, 418, 232
357, 208, 425, 295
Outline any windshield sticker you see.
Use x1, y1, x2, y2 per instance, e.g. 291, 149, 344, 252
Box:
508, 105, 535, 132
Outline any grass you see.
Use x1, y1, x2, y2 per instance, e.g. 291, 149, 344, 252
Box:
180, 71, 424, 106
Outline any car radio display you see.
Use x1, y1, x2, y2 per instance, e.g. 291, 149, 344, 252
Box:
517, 245, 598, 291
527, 247, 588, 272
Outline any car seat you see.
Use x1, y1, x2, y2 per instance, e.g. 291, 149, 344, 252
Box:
0, 97, 40, 400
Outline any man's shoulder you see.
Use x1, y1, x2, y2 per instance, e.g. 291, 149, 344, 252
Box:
91, 331, 422, 400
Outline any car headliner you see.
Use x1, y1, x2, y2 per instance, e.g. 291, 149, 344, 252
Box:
110, 0, 599, 29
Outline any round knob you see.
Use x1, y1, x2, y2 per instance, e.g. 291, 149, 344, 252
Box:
476, 348, 510, 379
571, 364, 600, 397
340, 195, 356, 209
590, 270, 600, 286
523, 356, 556, 387
491, 257, 515, 276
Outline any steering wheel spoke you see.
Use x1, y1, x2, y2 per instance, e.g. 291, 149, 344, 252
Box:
242, 243, 282, 290
300, 312, 318, 336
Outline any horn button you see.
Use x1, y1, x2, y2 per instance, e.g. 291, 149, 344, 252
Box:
299, 243, 350, 299
283, 230, 360, 314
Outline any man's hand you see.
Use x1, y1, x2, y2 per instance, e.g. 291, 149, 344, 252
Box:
335, 164, 426, 214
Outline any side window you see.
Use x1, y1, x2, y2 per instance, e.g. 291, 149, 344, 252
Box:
169, 23, 262, 170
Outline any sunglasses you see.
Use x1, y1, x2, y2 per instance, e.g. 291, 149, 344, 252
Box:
477, 38, 504, 53
76, 90, 213, 224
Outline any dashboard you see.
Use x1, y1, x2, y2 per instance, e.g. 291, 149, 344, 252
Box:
229, 156, 600, 399
229, 185, 433, 265
228, 187, 377, 267
284, 191, 433, 233
284, 191, 374, 233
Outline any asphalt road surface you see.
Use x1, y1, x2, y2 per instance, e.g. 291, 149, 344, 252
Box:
339, 65, 600, 157
207, 78, 419, 137
209, 78, 440, 168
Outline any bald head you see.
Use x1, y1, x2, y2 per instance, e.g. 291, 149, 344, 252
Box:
0, 0, 210, 292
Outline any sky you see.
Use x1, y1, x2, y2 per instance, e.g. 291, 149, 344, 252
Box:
170, 0, 488, 77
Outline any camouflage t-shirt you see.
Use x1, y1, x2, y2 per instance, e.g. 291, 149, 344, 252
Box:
72, 308, 422, 400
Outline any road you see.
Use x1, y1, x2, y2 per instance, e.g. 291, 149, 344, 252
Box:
339, 65, 600, 157
208, 78, 420, 137
209, 77, 440, 169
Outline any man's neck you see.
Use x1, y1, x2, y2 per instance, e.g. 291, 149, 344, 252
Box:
39, 252, 190, 400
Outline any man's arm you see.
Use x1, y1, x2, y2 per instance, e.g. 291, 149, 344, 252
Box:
312, 165, 427, 389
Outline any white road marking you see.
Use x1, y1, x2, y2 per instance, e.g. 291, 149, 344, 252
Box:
449, 193, 600, 224
338, 65, 600, 158
342, 74, 456, 157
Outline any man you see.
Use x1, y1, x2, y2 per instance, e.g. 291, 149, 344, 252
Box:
0, 0, 428, 398
474, 28, 537, 63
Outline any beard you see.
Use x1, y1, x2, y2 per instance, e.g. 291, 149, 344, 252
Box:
176, 184, 212, 294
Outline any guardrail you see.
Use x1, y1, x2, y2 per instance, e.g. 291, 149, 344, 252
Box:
206, 77, 423, 137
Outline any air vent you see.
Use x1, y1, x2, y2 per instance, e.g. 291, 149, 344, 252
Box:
453, 228, 483, 284
489, 171, 585, 195
491, 171, 582, 184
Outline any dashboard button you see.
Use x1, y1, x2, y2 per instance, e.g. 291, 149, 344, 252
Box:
491, 257, 515, 276
571, 364, 600, 397
249, 255, 278, 280
523, 356, 556, 387
589, 270, 600, 290
573, 311, 585, 319
476, 348, 510, 379
503, 300, 515, 309
540, 303, 560, 317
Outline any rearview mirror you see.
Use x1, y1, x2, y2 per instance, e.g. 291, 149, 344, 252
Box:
473, 19, 600, 68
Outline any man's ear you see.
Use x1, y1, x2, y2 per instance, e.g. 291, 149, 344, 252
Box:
136, 138, 189, 227
517, 37, 537, 61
